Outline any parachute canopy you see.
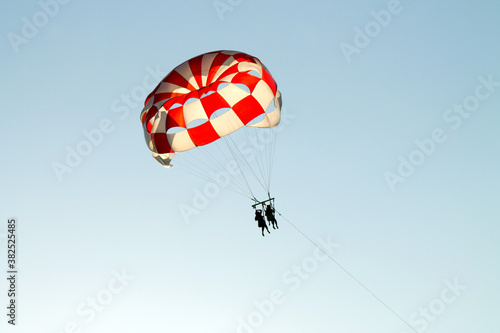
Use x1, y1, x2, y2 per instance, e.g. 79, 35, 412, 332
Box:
140, 50, 282, 167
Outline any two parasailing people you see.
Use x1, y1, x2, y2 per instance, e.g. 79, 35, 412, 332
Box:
254, 205, 278, 236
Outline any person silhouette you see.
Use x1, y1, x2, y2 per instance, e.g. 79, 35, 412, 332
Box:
255, 209, 270, 236
265, 205, 278, 229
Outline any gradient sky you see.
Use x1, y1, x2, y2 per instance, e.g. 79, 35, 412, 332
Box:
1, 1, 500, 332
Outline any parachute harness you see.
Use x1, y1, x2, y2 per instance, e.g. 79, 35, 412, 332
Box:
251, 197, 275, 212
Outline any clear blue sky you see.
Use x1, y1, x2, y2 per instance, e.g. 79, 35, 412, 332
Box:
1, 1, 500, 332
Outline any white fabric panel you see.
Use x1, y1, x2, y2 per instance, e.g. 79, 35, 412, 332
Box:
151, 107, 168, 133
218, 83, 250, 107
247, 108, 280, 128
143, 131, 154, 150
210, 109, 245, 138
171, 87, 191, 96
238, 62, 263, 78
174, 65, 198, 90
168, 130, 196, 152
183, 99, 208, 125
267, 108, 281, 128
251, 80, 273, 109
248, 91, 281, 128
248, 114, 269, 128
153, 152, 174, 167
201, 52, 218, 86
140, 109, 148, 123
158, 81, 188, 94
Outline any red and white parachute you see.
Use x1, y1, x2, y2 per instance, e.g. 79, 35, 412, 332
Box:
140, 50, 282, 200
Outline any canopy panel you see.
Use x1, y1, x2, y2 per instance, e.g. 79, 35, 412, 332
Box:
140, 50, 282, 167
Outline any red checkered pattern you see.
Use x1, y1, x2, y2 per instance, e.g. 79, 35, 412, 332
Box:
140, 50, 282, 166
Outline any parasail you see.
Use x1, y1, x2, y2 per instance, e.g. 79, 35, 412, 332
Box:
140, 50, 282, 203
